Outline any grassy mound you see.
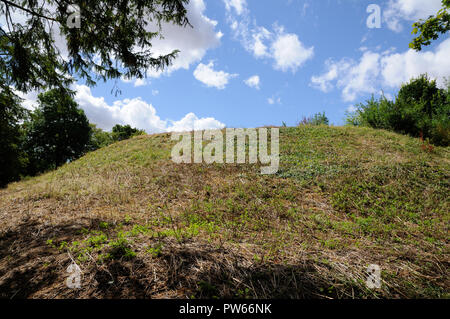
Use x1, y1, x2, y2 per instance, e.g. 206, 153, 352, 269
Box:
0, 126, 448, 299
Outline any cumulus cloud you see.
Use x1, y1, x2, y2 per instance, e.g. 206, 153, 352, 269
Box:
74, 85, 167, 132
244, 75, 261, 89
384, 0, 443, 32
311, 61, 348, 93
72, 85, 225, 133
224, 0, 313, 73
311, 53, 379, 102
311, 38, 450, 102
251, 27, 272, 58
193, 62, 238, 89
145, 0, 223, 78
167, 113, 226, 132
133, 78, 148, 87
381, 38, 450, 87
271, 27, 314, 73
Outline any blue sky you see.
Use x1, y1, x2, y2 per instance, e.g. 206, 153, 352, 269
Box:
15, 0, 450, 132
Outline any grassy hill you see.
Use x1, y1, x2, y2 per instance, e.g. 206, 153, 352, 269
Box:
0, 126, 448, 299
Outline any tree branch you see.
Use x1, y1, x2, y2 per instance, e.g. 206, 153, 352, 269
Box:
0, 0, 59, 23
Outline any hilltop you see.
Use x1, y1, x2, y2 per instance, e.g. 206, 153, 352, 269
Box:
0, 126, 448, 299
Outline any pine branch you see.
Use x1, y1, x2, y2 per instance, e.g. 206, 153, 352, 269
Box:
0, 0, 59, 23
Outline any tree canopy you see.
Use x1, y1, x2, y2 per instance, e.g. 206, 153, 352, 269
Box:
0, 0, 191, 93
23, 88, 91, 175
0, 87, 27, 186
347, 75, 450, 146
410, 0, 450, 51
112, 124, 146, 142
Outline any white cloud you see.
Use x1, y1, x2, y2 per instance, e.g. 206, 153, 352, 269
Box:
268, 96, 281, 105
271, 27, 314, 73
311, 37, 450, 102
340, 51, 381, 102
223, 0, 247, 15
311, 60, 348, 93
384, 0, 443, 32
193, 62, 238, 89
224, 1, 313, 73
74, 85, 166, 132
244, 75, 260, 89
15, 90, 40, 110
250, 27, 272, 58
73, 85, 225, 133
167, 113, 226, 132
121, 77, 148, 87
144, 0, 223, 78
381, 38, 450, 88
134, 78, 147, 87
311, 54, 379, 102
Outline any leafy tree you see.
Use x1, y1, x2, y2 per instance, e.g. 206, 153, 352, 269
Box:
112, 124, 145, 142
346, 95, 395, 130
347, 75, 450, 146
410, 0, 450, 51
0, 87, 28, 187
0, 0, 191, 93
23, 88, 91, 175
85, 124, 114, 152
395, 75, 447, 136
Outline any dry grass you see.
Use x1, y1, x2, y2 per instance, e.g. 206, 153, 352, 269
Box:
0, 126, 448, 299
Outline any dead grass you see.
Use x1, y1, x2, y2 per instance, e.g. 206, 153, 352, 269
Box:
0, 126, 448, 299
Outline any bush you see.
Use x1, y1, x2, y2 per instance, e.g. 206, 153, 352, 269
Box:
112, 124, 145, 142
347, 75, 450, 146
85, 124, 146, 152
299, 112, 329, 126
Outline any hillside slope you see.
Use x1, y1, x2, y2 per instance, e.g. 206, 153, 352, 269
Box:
0, 126, 448, 299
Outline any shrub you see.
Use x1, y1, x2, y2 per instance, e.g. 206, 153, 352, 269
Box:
108, 232, 136, 260
299, 112, 329, 126
112, 124, 146, 142
347, 75, 450, 146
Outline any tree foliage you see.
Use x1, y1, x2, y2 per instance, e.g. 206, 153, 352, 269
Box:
299, 112, 329, 126
0, 87, 27, 187
85, 124, 114, 152
84, 124, 146, 152
347, 75, 450, 146
23, 88, 91, 175
0, 0, 191, 93
112, 124, 146, 142
410, 0, 450, 51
